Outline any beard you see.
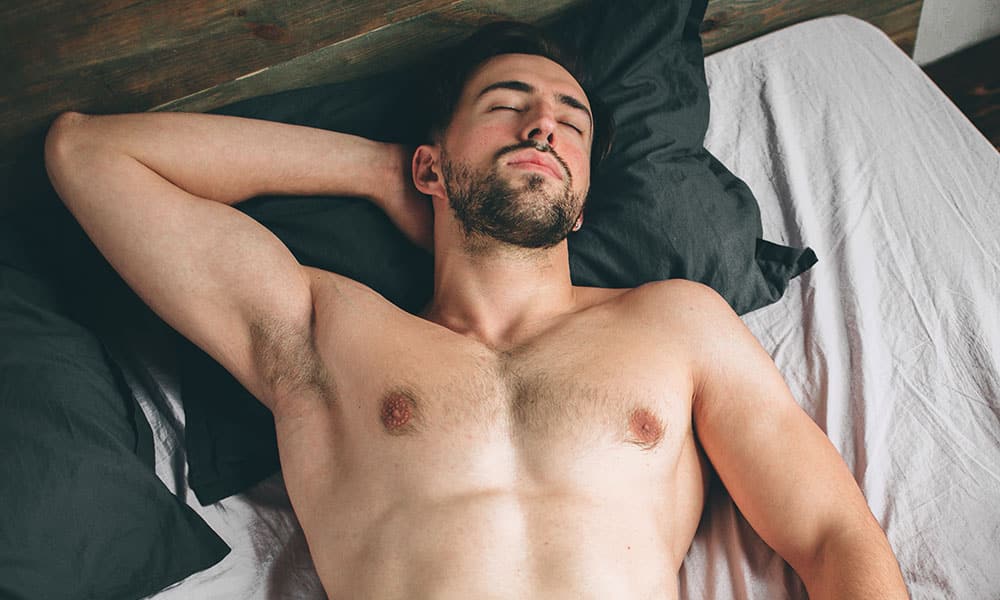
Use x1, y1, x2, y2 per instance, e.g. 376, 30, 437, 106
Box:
441, 142, 584, 250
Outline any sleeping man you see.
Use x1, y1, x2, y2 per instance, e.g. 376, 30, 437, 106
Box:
44, 22, 907, 600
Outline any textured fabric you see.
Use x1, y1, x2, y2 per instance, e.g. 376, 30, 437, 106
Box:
0, 217, 229, 600
685, 16, 1000, 600
183, 0, 814, 506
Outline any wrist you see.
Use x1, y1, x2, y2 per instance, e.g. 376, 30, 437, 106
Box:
369, 141, 409, 211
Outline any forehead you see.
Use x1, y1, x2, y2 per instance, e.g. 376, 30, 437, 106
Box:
461, 53, 590, 109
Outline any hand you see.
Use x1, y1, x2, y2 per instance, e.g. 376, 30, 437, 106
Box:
377, 143, 434, 252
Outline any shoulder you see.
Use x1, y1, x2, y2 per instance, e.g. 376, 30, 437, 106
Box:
626, 280, 759, 379
306, 266, 397, 315
624, 279, 738, 325
580, 279, 740, 338
305, 266, 415, 352
640, 278, 727, 303
578, 278, 729, 308
585, 279, 747, 364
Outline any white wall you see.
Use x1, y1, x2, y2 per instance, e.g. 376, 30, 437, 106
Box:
913, 0, 1000, 64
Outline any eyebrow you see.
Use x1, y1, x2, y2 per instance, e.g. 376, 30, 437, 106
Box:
477, 80, 593, 128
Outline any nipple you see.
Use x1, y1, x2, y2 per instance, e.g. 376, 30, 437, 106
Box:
380, 391, 417, 435
628, 407, 664, 450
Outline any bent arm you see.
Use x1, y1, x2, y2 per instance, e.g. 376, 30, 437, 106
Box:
47, 111, 401, 206
684, 284, 908, 599
43, 111, 399, 408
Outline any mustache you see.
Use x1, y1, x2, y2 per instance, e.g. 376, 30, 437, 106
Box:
494, 140, 570, 179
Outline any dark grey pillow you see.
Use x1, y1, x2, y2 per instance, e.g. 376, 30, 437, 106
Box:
176, 0, 815, 504
0, 215, 229, 600
550, 0, 817, 307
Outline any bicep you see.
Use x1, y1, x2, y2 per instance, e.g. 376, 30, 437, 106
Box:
47, 142, 311, 408
690, 294, 874, 575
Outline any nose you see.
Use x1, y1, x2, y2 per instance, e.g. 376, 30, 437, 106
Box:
520, 105, 558, 147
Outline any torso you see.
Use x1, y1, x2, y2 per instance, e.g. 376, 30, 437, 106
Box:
272, 272, 711, 600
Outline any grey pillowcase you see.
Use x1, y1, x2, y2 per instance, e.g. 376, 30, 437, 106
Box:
0, 216, 229, 600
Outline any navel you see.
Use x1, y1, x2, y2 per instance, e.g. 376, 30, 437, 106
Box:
628, 407, 665, 450
380, 391, 418, 435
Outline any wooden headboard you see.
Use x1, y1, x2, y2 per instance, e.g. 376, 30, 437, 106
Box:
0, 0, 922, 210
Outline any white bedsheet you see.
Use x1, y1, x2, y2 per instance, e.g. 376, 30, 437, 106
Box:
144, 15, 1000, 599
688, 15, 1000, 600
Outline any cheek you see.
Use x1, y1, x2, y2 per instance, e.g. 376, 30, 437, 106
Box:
563, 147, 590, 190
447, 121, 509, 162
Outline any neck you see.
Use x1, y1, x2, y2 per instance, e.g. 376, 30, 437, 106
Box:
422, 235, 577, 349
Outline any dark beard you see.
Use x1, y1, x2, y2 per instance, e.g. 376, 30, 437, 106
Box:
441, 143, 582, 250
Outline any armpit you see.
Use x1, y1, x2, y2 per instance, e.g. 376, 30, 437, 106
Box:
249, 311, 335, 405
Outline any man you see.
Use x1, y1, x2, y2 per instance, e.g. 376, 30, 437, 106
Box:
44, 22, 907, 600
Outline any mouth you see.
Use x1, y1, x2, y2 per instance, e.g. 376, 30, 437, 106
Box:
505, 150, 564, 181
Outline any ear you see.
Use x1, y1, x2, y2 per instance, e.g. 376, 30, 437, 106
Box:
572, 212, 584, 231
413, 144, 445, 198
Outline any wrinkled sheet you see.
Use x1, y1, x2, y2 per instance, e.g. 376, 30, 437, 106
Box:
685, 15, 1000, 600
144, 15, 1000, 599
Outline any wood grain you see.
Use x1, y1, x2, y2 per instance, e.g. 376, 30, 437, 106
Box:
0, 0, 580, 167
0, 0, 924, 175
151, 0, 583, 113
701, 0, 923, 55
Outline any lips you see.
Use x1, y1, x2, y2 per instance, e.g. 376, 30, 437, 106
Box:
505, 149, 564, 180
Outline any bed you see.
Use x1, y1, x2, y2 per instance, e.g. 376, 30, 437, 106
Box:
2, 1, 998, 599
145, 13, 999, 600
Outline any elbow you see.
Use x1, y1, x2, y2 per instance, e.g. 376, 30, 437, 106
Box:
798, 522, 909, 600
44, 112, 91, 205
44, 111, 88, 167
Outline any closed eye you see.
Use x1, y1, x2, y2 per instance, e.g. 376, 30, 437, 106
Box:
490, 106, 583, 135
561, 122, 583, 134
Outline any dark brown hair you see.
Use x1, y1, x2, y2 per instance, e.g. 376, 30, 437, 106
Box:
421, 21, 614, 174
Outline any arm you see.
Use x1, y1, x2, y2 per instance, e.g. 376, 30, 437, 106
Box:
43, 111, 417, 409
682, 283, 908, 599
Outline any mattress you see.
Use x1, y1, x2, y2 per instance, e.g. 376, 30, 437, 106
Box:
142, 15, 1000, 599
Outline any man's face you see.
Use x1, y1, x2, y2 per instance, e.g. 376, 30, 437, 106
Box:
439, 53, 593, 249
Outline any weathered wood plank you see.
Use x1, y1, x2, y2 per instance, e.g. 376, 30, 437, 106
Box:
152, 0, 583, 113
702, 0, 924, 56
0, 0, 924, 173
0, 0, 579, 166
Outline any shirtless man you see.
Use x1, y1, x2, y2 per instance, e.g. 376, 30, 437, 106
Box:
43, 22, 907, 600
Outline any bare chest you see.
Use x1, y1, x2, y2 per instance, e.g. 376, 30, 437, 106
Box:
324, 311, 696, 479
278, 281, 708, 597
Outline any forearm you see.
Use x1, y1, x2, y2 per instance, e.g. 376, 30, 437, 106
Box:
801, 524, 909, 600
47, 111, 403, 207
